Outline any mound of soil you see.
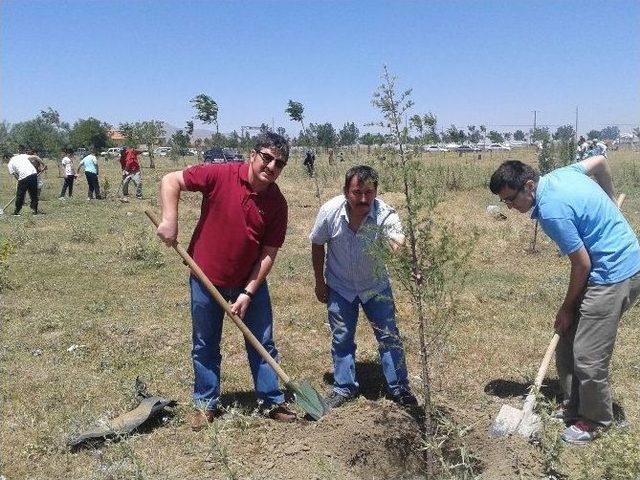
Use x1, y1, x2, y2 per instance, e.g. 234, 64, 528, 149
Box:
223, 398, 425, 479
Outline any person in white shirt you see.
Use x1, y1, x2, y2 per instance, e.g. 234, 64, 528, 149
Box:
7, 145, 39, 215
59, 148, 76, 198
27, 148, 47, 196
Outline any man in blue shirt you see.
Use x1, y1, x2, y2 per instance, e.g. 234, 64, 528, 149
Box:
310, 165, 417, 409
77, 150, 101, 200
489, 156, 640, 444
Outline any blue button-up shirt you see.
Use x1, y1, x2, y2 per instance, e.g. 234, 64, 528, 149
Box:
309, 195, 404, 302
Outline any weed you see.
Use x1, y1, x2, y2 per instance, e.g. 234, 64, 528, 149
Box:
0, 239, 15, 292
40, 241, 61, 255
71, 224, 97, 244
102, 178, 111, 199
575, 429, 640, 480
536, 400, 567, 479
205, 418, 240, 480
10, 225, 31, 246
121, 234, 165, 269
421, 410, 483, 479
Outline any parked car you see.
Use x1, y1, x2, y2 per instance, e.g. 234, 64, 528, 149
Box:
203, 147, 244, 163
423, 145, 449, 152
188, 148, 199, 156
100, 147, 123, 156
154, 147, 171, 156
203, 147, 226, 163
222, 148, 243, 161
454, 145, 481, 153
487, 143, 511, 151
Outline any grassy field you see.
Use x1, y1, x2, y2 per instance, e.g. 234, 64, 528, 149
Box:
1, 148, 639, 479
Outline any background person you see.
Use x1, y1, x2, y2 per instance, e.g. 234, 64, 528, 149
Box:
309, 164, 417, 409
155, 132, 296, 430
7, 145, 40, 215
27, 148, 47, 197
59, 148, 76, 198
121, 146, 143, 201
77, 149, 101, 200
489, 157, 640, 444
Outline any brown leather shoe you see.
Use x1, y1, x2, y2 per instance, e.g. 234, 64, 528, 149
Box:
267, 403, 297, 423
191, 409, 221, 431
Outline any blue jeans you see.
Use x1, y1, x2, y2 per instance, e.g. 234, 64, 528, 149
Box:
190, 276, 285, 411
327, 287, 410, 398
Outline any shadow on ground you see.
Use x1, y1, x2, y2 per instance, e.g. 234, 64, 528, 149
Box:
322, 360, 388, 400
484, 378, 563, 401
484, 378, 628, 421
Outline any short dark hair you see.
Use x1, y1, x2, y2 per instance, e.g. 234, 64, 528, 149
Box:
253, 132, 290, 162
489, 160, 539, 194
344, 165, 379, 191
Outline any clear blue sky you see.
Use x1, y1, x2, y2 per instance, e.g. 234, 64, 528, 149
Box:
2, 0, 639, 136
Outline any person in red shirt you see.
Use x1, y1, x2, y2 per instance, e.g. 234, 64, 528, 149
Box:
121, 146, 143, 201
156, 132, 295, 430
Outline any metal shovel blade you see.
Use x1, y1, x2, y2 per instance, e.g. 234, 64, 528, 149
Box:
490, 404, 524, 438
490, 402, 541, 438
287, 380, 328, 421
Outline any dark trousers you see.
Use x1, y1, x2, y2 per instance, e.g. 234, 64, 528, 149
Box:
15, 174, 39, 214
60, 175, 75, 197
85, 172, 101, 199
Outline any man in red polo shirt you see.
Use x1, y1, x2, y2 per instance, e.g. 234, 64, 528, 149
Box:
121, 146, 143, 201
156, 132, 295, 430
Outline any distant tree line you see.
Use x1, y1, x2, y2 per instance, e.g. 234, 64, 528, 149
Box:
2, 105, 632, 162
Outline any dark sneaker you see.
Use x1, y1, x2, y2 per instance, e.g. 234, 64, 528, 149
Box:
561, 420, 601, 445
390, 391, 418, 407
12, 213, 21, 216
191, 408, 223, 431
262, 403, 297, 423
324, 391, 354, 409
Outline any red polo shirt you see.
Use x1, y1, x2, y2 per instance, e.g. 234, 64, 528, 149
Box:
183, 162, 288, 287
125, 149, 140, 173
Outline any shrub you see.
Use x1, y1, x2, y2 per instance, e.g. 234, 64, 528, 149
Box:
70, 224, 96, 244
121, 234, 164, 269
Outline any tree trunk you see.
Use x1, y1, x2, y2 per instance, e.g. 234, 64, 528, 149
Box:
149, 151, 155, 169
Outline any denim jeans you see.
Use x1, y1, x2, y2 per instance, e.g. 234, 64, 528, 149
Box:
327, 286, 410, 398
190, 276, 285, 411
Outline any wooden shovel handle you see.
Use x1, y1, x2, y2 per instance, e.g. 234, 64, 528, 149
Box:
145, 209, 291, 384
533, 193, 627, 392
532, 333, 559, 391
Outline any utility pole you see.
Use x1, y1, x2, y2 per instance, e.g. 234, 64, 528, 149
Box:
532, 110, 537, 144
575, 106, 579, 143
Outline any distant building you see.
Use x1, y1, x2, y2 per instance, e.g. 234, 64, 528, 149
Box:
108, 129, 126, 145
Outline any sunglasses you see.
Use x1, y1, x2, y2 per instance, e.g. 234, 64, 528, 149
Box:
256, 150, 287, 170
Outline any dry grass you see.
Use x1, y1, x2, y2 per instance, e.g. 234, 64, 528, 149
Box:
1, 148, 639, 479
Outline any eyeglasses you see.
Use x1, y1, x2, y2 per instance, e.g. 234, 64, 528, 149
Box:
256, 150, 287, 170
499, 186, 523, 204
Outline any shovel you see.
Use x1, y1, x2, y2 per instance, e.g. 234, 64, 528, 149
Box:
145, 210, 328, 421
490, 193, 627, 438
0, 196, 15, 215
490, 333, 559, 438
